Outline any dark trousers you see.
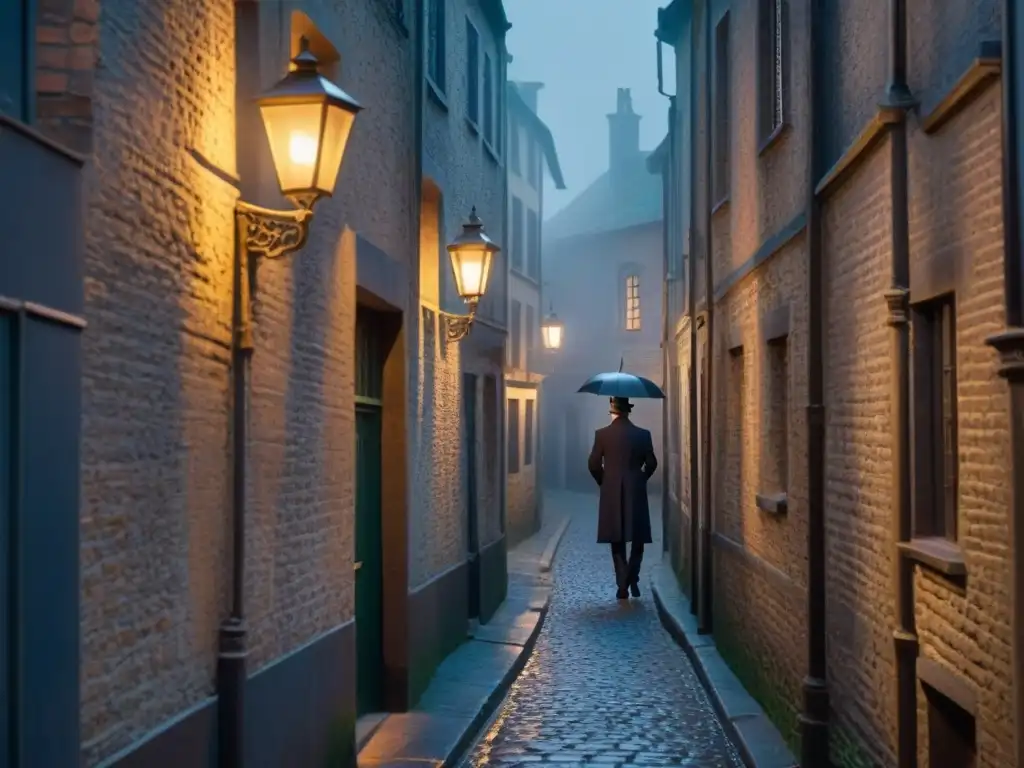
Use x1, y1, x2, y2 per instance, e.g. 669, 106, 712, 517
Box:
610, 541, 645, 588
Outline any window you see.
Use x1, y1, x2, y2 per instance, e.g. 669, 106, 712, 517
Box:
728, 346, 745, 512
483, 53, 494, 146
0, 0, 30, 120
527, 138, 540, 187
426, 0, 446, 92
507, 398, 520, 474
925, 684, 976, 768
526, 209, 539, 278
525, 304, 535, 369
766, 336, 788, 494
394, 0, 408, 28
524, 400, 535, 465
913, 295, 959, 540
510, 300, 522, 369
757, 0, 786, 143
713, 12, 731, 201
625, 275, 641, 331
466, 19, 479, 125
511, 197, 524, 271
510, 117, 521, 174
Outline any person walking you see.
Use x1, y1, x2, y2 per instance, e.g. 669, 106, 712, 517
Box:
587, 396, 658, 599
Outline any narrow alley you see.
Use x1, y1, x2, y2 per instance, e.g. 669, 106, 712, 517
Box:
463, 494, 742, 768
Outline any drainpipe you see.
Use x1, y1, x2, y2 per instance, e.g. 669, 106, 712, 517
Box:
698, 0, 714, 635
687, 4, 700, 612
657, 35, 675, 554
800, 0, 830, 760
987, 1, 1024, 765
883, 0, 918, 763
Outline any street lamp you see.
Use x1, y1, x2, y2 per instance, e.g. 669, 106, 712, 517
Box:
443, 207, 500, 342
540, 301, 564, 350
219, 37, 362, 768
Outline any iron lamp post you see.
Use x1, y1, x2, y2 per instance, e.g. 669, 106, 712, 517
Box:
218, 37, 362, 768
443, 207, 500, 342
540, 302, 564, 350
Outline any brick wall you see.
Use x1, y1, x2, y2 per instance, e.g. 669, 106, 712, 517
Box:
75, 0, 417, 762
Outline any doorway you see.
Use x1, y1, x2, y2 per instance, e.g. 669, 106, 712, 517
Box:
463, 374, 480, 619
355, 306, 387, 716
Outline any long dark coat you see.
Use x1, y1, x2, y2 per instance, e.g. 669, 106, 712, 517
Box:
587, 417, 658, 544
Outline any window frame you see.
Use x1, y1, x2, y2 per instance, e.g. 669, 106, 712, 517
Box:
712, 11, 731, 203
510, 299, 522, 369
511, 196, 524, 271
912, 294, 960, 542
465, 17, 480, 127
524, 399, 535, 466
756, 0, 787, 147
0, 0, 33, 122
510, 115, 521, 174
426, 0, 446, 94
483, 52, 494, 147
625, 274, 641, 331
507, 398, 520, 474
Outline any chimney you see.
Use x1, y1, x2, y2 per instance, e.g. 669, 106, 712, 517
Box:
515, 81, 544, 113
607, 88, 641, 180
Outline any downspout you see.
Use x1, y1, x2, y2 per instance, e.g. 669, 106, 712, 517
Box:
698, 0, 714, 635
883, 0, 918, 763
987, 1, 1024, 765
799, 0, 830, 760
687, 3, 700, 611
657, 35, 674, 554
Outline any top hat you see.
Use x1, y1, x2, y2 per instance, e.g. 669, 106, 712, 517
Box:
609, 397, 633, 415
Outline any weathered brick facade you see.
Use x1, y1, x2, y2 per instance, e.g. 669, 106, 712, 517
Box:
16, 0, 508, 762
655, 0, 1013, 764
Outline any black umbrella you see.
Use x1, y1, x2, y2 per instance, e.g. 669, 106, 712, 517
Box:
576, 358, 666, 399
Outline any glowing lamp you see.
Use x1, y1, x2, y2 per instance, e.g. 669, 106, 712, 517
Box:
447, 207, 499, 304
541, 308, 564, 350
257, 37, 363, 209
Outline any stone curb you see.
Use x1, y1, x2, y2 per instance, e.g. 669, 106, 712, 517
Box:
358, 517, 571, 768
650, 563, 798, 768
538, 516, 572, 573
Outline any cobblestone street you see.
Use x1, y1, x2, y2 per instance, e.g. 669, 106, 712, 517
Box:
463, 493, 742, 767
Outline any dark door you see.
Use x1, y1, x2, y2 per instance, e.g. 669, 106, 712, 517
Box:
0, 314, 10, 762
355, 306, 387, 715
463, 374, 479, 619
355, 405, 383, 715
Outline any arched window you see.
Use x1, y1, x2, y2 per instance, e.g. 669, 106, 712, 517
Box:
625, 274, 641, 331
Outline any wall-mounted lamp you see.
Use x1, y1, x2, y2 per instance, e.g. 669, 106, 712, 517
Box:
218, 37, 362, 768
442, 207, 500, 342
541, 301, 564, 350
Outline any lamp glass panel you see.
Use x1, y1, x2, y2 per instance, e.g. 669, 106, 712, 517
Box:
260, 102, 324, 193
314, 103, 356, 196
542, 322, 563, 349
451, 245, 492, 300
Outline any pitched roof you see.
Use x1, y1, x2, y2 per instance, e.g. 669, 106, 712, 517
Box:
508, 84, 566, 189
543, 151, 663, 241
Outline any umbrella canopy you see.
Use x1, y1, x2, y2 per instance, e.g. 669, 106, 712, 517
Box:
577, 358, 665, 399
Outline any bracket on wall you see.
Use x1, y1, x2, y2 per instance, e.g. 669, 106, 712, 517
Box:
441, 303, 478, 343
234, 200, 313, 350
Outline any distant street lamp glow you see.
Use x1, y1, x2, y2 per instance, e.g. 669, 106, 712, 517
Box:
541, 302, 564, 350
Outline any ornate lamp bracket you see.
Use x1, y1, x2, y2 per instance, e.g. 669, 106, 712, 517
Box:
234, 200, 314, 350
441, 302, 478, 343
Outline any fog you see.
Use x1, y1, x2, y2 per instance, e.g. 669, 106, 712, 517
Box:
505, 0, 672, 218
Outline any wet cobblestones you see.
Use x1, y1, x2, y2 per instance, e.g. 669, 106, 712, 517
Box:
464, 494, 742, 767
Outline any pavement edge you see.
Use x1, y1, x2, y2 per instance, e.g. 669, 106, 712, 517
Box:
538, 516, 572, 573
650, 564, 798, 768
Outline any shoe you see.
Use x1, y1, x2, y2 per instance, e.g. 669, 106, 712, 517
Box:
616, 587, 629, 600
630, 581, 641, 598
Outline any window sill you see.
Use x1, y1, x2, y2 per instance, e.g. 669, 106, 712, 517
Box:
899, 537, 967, 579
712, 195, 730, 216
755, 492, 788, 516
465, 115, 480, 136
758, 121, 789, 157
426, 76, 448, 112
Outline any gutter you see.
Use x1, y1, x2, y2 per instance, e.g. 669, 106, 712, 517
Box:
986, 2, 1024, 765
799, 0, 830, 760
881, 0, 918, 764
